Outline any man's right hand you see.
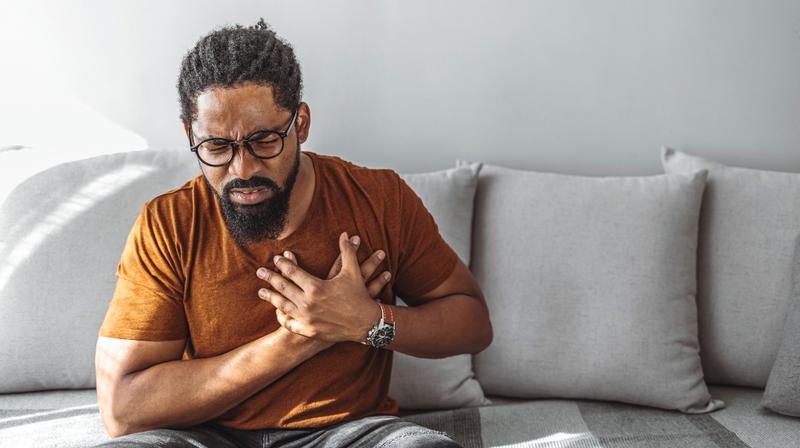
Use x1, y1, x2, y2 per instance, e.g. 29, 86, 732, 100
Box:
271, 235, 391, 345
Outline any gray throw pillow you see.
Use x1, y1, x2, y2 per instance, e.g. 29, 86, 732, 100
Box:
761, 234, 800, 417
470, 163, 723, 413
662, 147, 800, 387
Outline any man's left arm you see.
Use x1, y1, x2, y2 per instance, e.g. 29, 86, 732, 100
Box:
385, 258, 493, 358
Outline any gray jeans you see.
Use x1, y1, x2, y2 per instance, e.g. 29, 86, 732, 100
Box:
92, 415, 462, 448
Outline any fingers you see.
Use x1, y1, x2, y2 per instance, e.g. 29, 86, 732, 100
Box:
327, 235, 359, 279
276, 308, 300, 334
326, 254, 342, 280
366, 270, 392, 298
359, 249, 386, 280
257, 267, 304, 301
258, 286, 299, 315
338, 231, 360, 277
272, 254, 320, 291
283, 251, 297, 265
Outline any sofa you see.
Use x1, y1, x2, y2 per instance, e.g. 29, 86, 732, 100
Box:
1, 147, 799, 447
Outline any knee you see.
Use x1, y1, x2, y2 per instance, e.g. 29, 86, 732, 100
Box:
387, 430, 462, 448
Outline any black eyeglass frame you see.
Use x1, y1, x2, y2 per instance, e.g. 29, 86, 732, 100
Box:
187, 108, 299, 167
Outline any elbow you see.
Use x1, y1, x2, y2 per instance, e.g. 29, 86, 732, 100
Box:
471, 319, 494, 354
102, 408, 145, 438
100, 408, 130, 439
97, 379, 137, 438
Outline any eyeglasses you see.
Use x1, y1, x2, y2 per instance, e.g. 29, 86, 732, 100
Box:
188, 109, 298, 167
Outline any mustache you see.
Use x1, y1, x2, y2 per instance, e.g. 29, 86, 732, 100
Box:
222, 176, 278, 194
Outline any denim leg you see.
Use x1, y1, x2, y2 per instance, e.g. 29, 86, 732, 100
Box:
265, 415, 462, 448
91, 422, 244, 448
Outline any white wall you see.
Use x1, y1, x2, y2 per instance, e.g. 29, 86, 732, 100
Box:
2, 0, 799, 176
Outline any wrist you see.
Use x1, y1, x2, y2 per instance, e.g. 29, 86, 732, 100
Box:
275, 326, 331, 351
354, 299, 383, 343
361, 301, 397, 348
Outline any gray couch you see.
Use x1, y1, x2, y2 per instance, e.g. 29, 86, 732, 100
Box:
1, 148, 798, 447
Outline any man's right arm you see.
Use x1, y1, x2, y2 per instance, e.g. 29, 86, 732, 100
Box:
95, 327, 330, 438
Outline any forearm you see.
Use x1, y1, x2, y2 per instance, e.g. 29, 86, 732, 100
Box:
386, 294, 492, 358
112, 328, 326, 436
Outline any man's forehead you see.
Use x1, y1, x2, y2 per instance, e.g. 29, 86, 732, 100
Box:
194, 83, 288, 134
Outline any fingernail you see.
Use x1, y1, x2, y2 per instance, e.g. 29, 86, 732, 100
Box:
284, 251, 291, 258
273, 255, 281, 264
384, 272, 391, 280
352, 235, 360, 246
257, 268, 267, 278
376, 250, 385, 260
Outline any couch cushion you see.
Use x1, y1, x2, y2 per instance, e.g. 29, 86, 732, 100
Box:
761, 235, 800, 417
661, 147, 800, 387
0, 386, 792, 448
0, 150, 486, 409
469, 163, 721, 413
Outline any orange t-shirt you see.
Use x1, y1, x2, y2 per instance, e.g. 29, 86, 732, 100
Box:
98, 150, 459, 430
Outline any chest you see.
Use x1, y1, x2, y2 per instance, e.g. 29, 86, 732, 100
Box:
183, 215, 395, 358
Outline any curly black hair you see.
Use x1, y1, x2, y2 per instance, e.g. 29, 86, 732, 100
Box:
177, 18, 303, 123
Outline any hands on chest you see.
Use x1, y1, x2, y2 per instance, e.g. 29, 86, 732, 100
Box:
256, 231, 392, 344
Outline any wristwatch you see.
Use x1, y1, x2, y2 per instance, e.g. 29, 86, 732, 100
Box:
363, 301, 395, 348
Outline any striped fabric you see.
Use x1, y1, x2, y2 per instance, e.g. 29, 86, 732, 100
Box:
1, 386, 797, 447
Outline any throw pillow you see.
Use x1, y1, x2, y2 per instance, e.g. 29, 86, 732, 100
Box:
470, 162, 723, 413
662, 147, 800, 387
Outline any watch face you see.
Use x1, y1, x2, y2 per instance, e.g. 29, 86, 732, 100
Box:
369, 325, 395, 347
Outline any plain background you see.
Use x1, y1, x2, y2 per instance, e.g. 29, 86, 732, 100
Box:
1, 0, 799, 184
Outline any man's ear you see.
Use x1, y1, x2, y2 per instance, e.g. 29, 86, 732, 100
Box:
297, 102, 311, 144
182, 121, 191, 140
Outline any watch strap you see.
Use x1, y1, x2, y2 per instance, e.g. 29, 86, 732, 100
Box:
379, 302, 395, 325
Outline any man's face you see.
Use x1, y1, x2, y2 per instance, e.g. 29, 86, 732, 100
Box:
186, 83, 308, 245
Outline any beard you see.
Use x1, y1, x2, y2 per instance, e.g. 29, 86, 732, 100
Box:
205, 146, 301, 246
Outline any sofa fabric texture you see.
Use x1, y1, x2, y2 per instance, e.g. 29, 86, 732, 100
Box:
469, 163, 722, 413
661, 147, 800, 388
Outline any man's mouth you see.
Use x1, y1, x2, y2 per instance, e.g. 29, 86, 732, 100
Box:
230, 186, 270, 204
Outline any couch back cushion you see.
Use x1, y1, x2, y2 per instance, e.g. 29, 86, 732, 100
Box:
470, 163, 723, 413
662, 147, 800, 387
0, 150, 199, 392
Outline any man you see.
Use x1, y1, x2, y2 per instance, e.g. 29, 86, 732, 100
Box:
94, 19, 492, 448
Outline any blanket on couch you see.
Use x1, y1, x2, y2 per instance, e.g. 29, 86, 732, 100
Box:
1, 386, 797, 447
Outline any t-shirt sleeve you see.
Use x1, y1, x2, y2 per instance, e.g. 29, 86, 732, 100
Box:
392, 174, 460, 300
98, 203, 188, 341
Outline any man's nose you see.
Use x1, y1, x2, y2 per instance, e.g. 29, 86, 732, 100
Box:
228, 144, 262, 180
